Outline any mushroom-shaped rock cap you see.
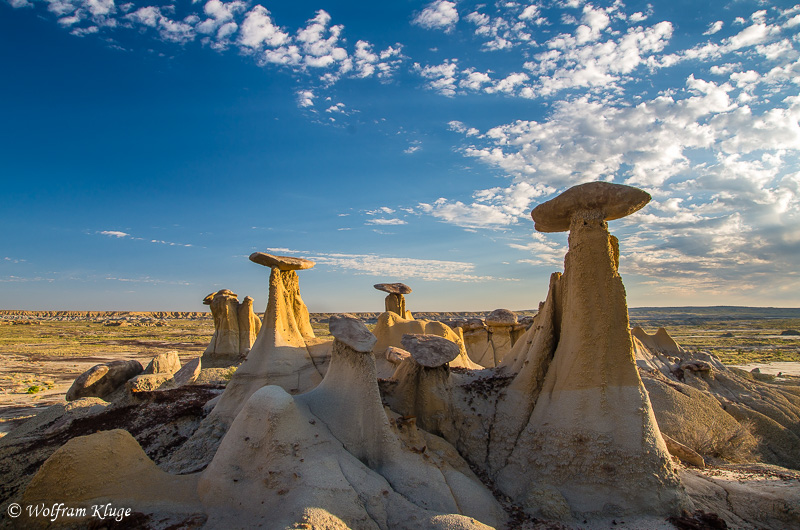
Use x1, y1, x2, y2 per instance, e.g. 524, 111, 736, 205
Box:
329, 314, 377, 353
203, 289, 237, 305
531, 182, 651, 233
400, 334, 460, 368
485, 308, 518, 326
249, 252, 315, 271
373, 282, 412, 295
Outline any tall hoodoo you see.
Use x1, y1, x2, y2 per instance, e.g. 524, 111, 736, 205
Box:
495, 182, 688, 519
212, 252, 325, 421
374, 282, 412, 317
164, 252, 331, 473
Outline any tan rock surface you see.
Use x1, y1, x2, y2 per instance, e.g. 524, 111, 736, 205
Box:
23, 429, 201, 513
165, 253, 331, 473
531, 181, 651, 232
202, 289, 262, 368
249, 251, 315, 270
372, 311, 479, 378
198, 322, 505, 528
65, 359, 144, 402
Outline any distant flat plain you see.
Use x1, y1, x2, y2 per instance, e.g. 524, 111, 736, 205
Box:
1, 307, 798, 435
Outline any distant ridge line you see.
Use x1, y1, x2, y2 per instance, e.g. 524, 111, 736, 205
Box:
1, 307, 798, 321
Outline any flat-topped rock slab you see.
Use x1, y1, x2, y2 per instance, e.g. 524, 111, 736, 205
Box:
249, 252, 315, 271
329, 314, 377, 353
531, 181, 651, 232
374, 283, 412, 295
401, 333, 460, 368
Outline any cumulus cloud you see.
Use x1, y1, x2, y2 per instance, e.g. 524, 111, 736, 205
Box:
704, 20, 723, 35
413, 0, 459, 33
296, 89, 315, 108
238, 5, 287, 49
419, 182, 551, 229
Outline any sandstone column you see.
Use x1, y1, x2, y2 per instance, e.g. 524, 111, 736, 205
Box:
496, 182, 689, 519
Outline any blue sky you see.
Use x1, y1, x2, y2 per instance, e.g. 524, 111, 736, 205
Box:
1, 0, 799, 312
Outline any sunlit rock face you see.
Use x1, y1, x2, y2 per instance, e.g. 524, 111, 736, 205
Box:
201, 289, 262, 368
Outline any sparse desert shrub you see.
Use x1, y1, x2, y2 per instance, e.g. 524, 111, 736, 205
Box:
681, 418, 760, 463
26, 385, 44, 394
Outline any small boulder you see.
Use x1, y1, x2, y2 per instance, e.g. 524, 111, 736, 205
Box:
128, 373, 174, 393
401, 334, 460, 368
173, 357, 202, 386
66, 360, 144, 401
144, 351, 181, 375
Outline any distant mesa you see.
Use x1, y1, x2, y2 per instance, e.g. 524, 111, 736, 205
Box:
780, 329, 800, 336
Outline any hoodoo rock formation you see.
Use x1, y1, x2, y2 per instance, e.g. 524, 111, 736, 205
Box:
458, 309, 528, 368
9, 182, 800, 529
201, 314, 503, 528
371, 311, 480, 378
374, 282, 413, 318
201, 289, 262, 368
165, 252, 333, 472
493, 181, 687, 517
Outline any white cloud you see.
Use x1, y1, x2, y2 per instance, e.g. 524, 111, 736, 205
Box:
510, 233, 567, 267
238, 5, 288, 49
85, 0, 114, 17
266, 248, 509, 282
419, 182, 550, 229
413, 0, 459, 33
366, 218, 408, 226
414, 60, 459, 96
703, 21, 723, 35
296, 89, 315, 108
99, 230, 129, 238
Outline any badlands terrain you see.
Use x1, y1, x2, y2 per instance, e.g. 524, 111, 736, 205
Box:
0, 183, 799, 529
1, 307, 799, 437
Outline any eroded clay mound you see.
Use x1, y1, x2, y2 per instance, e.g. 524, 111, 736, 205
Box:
634, 327, 800, 470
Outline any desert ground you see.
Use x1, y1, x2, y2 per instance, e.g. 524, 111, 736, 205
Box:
1, 307, 798, 436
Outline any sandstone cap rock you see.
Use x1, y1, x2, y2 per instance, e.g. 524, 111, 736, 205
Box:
531, 182, 651, 233
485, 309, 518, 326
374, 283, 412, 295
385, 346, 411, 365
249, 252, 315, 271
401, 334, 460, 368
329, 314, 377, 353
203, 289, 237, 305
